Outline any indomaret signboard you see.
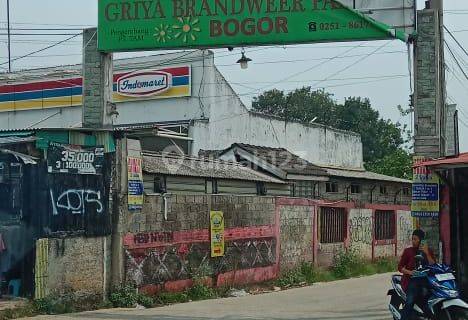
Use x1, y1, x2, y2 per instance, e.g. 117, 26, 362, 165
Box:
98, 0, 406, 52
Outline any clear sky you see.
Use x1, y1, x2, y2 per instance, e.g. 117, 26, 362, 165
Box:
1, 0, 467, 152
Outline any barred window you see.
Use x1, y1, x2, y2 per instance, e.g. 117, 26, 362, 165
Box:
294, 180, 314, 198
402, 187, 410, 196
380, 185, 388, 195
375, 210, 396, 240
320, 207, 346, 243
326, 182, 338, 193
351, 184, 362, 194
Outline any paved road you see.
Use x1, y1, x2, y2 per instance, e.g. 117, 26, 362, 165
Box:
27, 273, 394, 320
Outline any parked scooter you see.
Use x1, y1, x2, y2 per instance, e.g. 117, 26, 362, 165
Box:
388, 254, 468, 320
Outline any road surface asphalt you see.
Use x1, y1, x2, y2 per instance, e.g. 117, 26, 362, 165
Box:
25, 272, 394, 320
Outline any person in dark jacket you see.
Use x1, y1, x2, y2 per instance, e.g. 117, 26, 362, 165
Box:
398, 229, 436, 320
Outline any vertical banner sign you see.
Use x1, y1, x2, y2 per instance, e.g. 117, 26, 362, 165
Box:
98, 0, 406, 52
127, 156, 144, 210
210, 211, 225, 257
411, 156, 440, 218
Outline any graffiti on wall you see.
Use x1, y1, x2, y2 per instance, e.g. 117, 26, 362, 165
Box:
397, 212, 414, 254
349, 210, 372, 245
47, 173, 110, 235
348, 210, 373, 258
50, 189, 103, 215
124, 228, 277, 288
125, 240, 276, 287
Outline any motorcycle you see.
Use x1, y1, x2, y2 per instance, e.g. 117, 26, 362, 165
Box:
388, 257, 468, 320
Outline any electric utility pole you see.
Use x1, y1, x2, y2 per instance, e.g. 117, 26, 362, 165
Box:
414, 0, 446, 158
413, 0, 446, 261
7, 0, 11, 72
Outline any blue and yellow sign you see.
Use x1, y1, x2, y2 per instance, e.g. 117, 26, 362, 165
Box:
411, 156, 440, 218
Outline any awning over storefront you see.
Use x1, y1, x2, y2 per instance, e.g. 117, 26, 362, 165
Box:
414, 153, 468, 170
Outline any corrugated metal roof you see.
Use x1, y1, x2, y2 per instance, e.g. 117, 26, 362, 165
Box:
0, 149, 38, 164
414, 153, 468, 170
225, 143, 329, 176
142, 153, 285, 184
0, 136, 37, 146
325, 167, 411, 184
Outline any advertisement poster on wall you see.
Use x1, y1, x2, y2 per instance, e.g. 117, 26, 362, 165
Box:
47, 142, 104, 175
127, 156, 144, 210
210, 211, 225, 257
411, 156, 440, 218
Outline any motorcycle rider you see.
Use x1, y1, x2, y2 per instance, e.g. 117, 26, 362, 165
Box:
398, 229, 436, 320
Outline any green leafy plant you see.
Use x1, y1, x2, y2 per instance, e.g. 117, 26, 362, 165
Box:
109, 285, 138, 308
156, 292, 189, 305
137, 294, 155, 308
186, 282, 217, 301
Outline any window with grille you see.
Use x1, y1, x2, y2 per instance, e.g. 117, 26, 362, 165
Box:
320, 207, 346, 243
375, 210, 395, 240
326, 182, 338, 193
294, 180, 314, 198
380, 185, 388, 195
256, 182, 267, 196
154, 176, 167, 193
350, 184, 362, 194
402, 187, 410, 196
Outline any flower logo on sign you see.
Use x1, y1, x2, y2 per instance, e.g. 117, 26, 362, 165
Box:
154, 24, 172, 43
173, 17, 201, 43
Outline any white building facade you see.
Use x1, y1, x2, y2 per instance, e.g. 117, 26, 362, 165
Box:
0, 51, 363, 169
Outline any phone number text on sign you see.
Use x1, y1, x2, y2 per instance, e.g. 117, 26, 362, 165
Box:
47, 142, 104, 175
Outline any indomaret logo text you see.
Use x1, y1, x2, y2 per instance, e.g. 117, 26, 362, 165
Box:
117, 70, 172, 97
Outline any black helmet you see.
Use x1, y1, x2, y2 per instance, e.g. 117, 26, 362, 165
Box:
412, 229, 425, 241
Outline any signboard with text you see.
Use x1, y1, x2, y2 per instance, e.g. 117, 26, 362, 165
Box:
411, 157, 440, 218
127, 156, 144, 210
98, 0, 405, 52
47, 142, 104, 175
210, 211, 225, 257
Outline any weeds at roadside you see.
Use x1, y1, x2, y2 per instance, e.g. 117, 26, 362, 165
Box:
275, 253, 397, 288
0, 255, 398, 319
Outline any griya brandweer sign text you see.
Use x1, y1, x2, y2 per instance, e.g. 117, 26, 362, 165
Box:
98, 0, 405, 51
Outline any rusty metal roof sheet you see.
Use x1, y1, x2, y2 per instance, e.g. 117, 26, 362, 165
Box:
142, 152, 285, 184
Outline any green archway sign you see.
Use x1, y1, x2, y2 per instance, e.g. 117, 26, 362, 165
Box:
98, 0, 407, 52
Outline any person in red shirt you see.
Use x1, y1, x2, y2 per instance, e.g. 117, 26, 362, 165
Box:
398, 229, 436, 320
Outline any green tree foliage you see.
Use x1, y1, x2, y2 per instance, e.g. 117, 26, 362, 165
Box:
252, 87, 412, 178
366, 148, 413, 180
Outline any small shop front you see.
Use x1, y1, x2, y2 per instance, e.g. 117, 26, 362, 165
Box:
0, 129, 115, 299
416, 153, 468, 298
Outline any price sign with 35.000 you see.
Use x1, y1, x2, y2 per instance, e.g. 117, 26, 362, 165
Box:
47, 142, 105, 175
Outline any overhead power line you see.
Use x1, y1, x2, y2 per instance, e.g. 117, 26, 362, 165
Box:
444, 25, 468, 57
0, 28, 84, 31
0, 33, 82, 67
444, 41, 468, 81
0, 21, 92, 27
0, 33, 81, 36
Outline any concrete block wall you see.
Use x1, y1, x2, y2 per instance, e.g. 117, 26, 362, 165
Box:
42, 236, 110, 297
119, 194, 280, 292
42, 196, 413, 297
348, 209, 373, 260
277, 199, 314, 269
